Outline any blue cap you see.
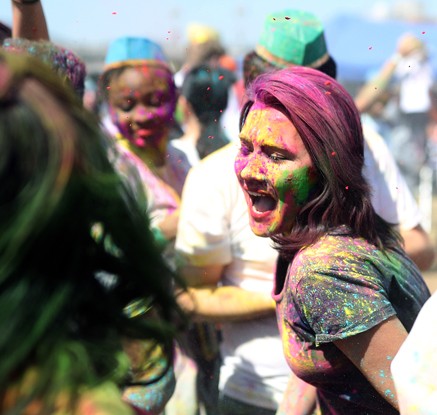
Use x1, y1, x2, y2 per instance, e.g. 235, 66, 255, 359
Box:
104, 37, 170, 72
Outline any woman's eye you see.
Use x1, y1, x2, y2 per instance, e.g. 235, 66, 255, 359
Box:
119, 100, 134, 112
269, 153, 285, 161
149, 95, 161, 107
239, 144, 252, 156
149, 93, 170, 107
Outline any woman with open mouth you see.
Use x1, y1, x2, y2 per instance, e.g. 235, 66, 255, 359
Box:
235, 66, 430, 415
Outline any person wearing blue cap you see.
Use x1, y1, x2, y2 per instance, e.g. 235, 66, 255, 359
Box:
99, 36, 193, 414
100, 37, 190, 246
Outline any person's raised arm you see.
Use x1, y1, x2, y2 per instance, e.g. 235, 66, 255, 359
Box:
11, 0, 49, 40
355, 33, 425, 113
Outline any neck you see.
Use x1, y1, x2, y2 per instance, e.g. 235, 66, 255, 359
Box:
118, 135, 167, 168
134, 146, 166, 168
180, 116, 202, 145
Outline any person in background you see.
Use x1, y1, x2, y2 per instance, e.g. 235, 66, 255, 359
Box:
0, 50, 184, 415
174, 23, 225, 88
175, 9, 434, 415
99, 36, 190, 248
236, 64, 430, 414
83, 75, 100, 114
391, 291, 437, 415
8, 0, 48, 40
174, 23, 242, 141
172, 64, 234, 165
168, 65, 234, 415
98, 36, 194, 413
356, 33, 434, 196
2, 37, 86, 99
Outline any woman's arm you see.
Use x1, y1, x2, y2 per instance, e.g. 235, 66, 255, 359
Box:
400, 224, 435, 271
177, 285, 276, 323
11, 0, 49, 40
275, 371, 317, 415
334, 315, 408, 411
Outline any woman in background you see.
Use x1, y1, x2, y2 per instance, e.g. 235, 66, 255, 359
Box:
99, 36, 191, 250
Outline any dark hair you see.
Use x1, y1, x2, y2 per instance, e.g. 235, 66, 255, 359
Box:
243, 50, 337, 87
0, 51, 183, 411
181, 64, 233, 158
240, 66, 400, 259
0, 21, 11, 41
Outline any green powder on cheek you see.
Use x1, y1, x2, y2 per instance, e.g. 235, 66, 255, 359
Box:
277, 166, 313, 205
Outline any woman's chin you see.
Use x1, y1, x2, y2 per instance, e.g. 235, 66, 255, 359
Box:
248, 221, 276, 238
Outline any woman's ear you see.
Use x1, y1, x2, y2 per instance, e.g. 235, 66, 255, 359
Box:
177, 95, 194, 121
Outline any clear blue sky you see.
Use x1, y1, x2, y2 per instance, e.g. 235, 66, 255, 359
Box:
2, 0, 437, 53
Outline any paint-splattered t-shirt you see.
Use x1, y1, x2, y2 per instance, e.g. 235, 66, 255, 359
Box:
273, 227, 430, 415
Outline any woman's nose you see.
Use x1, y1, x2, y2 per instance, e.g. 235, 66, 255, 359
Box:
239, 154, 267, 182
133, 105, 154, 123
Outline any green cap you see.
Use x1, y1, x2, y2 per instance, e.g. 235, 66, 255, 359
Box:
256, 9, 329, 68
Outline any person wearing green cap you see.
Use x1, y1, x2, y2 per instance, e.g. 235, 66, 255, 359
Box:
255, 9, 330, 70
242, 9, 434, 271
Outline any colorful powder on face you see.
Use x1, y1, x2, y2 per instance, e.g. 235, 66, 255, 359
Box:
274, 166, 314, 215
290, 166, 315, 205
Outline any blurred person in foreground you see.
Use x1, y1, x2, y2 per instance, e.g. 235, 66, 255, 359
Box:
0, 50, 184, 415
4, 5, 184, 412
175, 9, 434, 415
2, 37, 86, 100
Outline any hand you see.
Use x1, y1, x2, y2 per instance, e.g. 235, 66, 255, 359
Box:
397, 33, 424, 57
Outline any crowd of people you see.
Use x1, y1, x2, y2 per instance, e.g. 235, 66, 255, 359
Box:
1, 1, 437, 414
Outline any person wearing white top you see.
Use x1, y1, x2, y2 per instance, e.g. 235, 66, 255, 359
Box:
391, 291, 437, 415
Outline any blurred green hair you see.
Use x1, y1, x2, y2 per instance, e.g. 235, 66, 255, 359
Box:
0, 51, 183, 413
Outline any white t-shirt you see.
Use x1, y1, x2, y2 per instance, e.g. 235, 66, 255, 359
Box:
362, 124, 421, 230
169, 138, 200, 168
396, 53, 433, 114
176, 143, 288, 410
175, 126, 422, 409
391, 292, 437, 414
